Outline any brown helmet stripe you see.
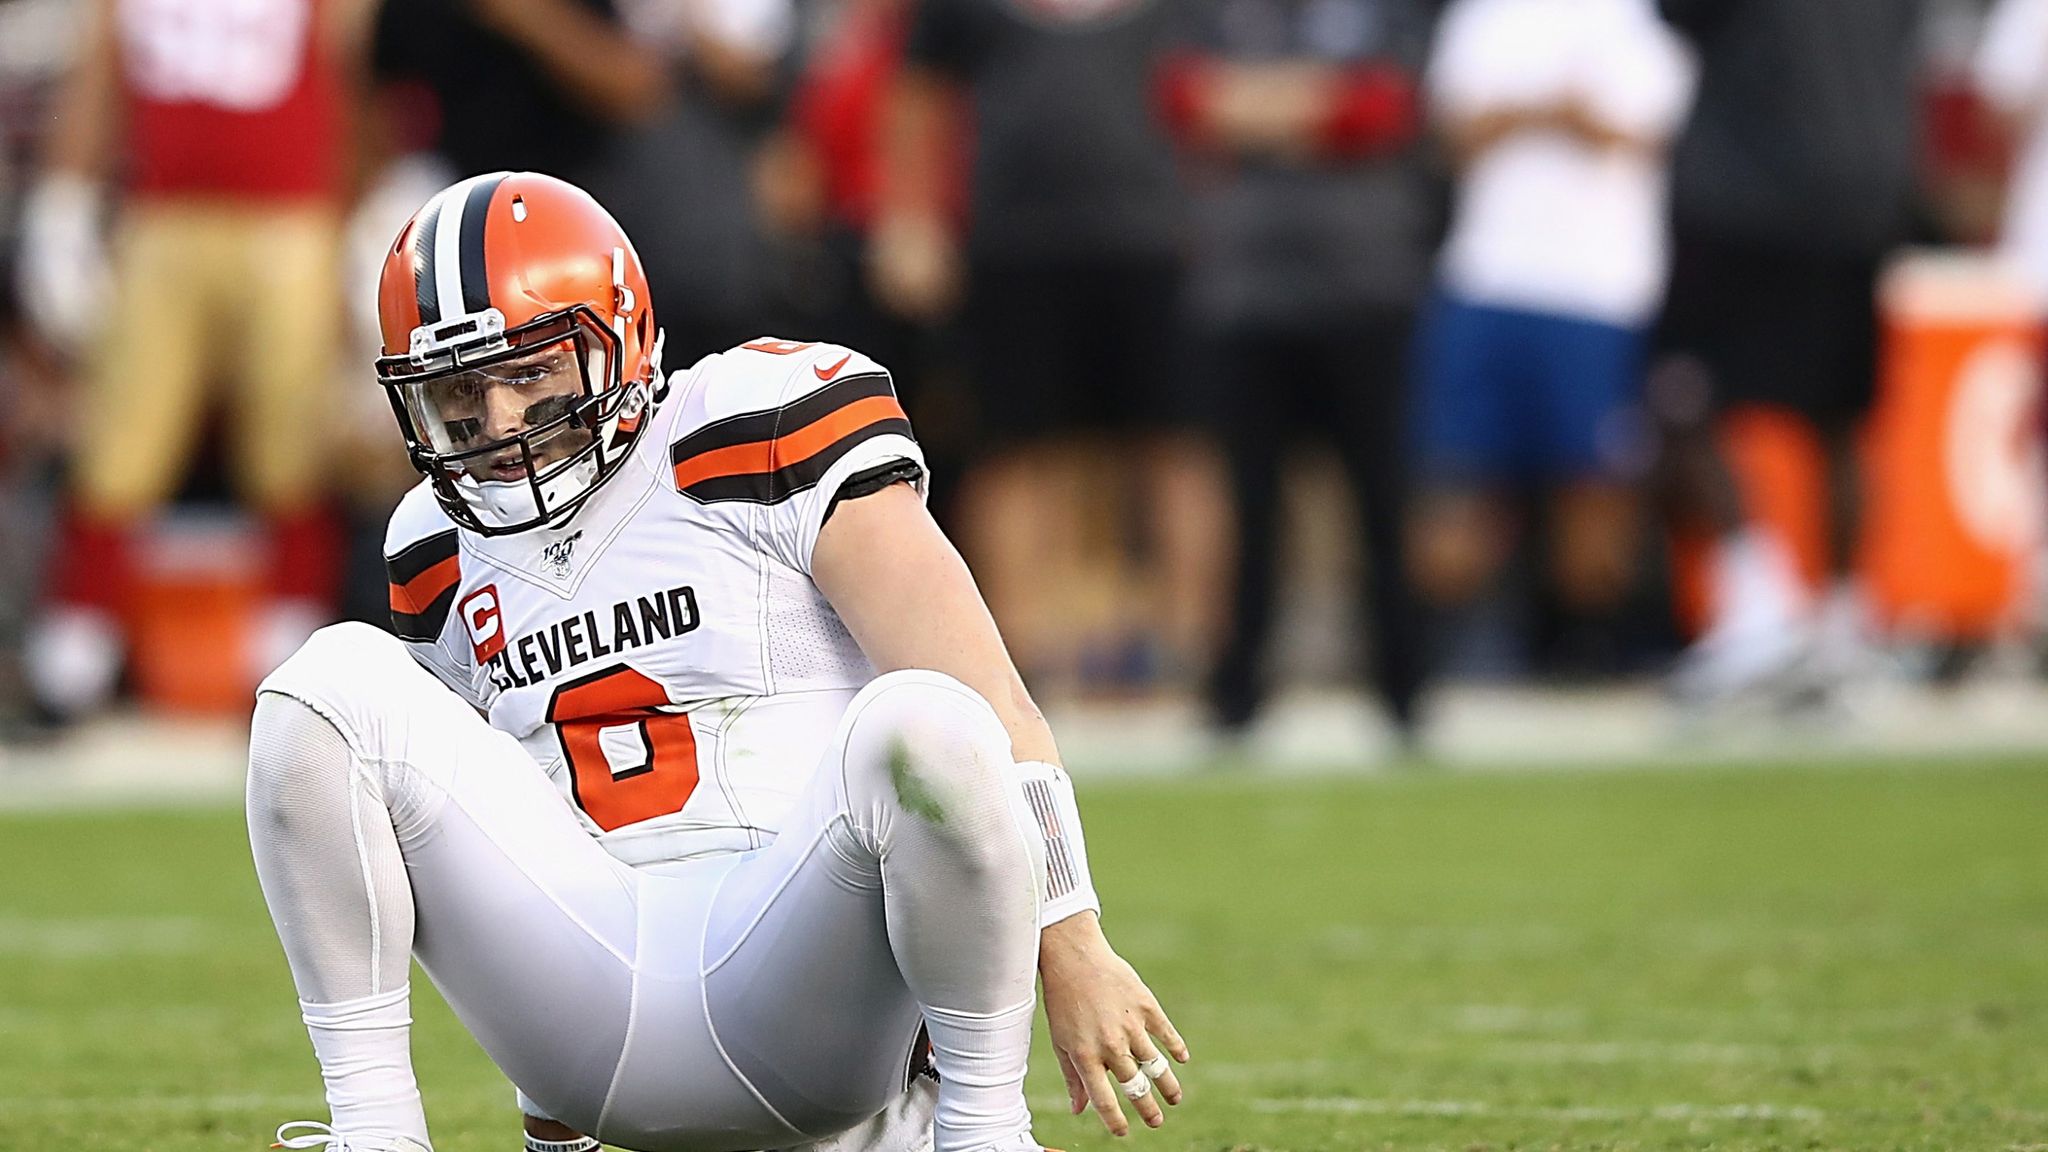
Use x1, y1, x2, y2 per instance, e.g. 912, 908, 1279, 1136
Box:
412, 198, 441, 325
410, 172, 511, 326
457, 173, 507, 315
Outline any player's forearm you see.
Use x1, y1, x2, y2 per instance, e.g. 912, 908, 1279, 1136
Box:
817, 488, 1062, 764
1442, 102, 1654, 167
478, 0, 671, 123
815, 484, 1102, 924
877, 66, 955, 222
44, 0, 117, 180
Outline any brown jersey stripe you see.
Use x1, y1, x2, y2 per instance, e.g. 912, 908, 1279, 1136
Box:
668, 372, 897, 467
386, 529, 460, 642
678, 416, 915, 505
390, 584, 459, 643
672, 394, 908, 490
386, 528, 458, 585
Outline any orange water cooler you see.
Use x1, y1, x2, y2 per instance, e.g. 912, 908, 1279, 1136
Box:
129, 513, 264, 715
1862, 252, 2044, 641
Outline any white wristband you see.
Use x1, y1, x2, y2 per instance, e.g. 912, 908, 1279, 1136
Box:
525, 1136, 598, 1152
1013, 760, 1100, 928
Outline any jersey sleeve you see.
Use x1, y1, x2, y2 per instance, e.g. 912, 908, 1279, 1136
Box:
383, 485, 484, 702
667, 341, 927, 576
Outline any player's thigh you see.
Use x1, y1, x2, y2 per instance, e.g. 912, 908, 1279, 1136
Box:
76, 207, 216, 515
230, 208, 340, 509
260, 624, 646, 1122
706, 828, 924, 1138
697, 673, 1001, 1138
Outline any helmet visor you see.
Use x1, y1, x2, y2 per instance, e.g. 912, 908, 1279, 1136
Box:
397, 337, 599, 480
378, 306, 638, 534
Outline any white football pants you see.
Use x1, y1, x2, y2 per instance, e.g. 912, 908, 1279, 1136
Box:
248, 623, 1043, 1152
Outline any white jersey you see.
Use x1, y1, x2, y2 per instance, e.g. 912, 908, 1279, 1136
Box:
383, 338, 925, 867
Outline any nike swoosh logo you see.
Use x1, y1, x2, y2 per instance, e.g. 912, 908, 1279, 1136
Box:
814, 353, 852, 382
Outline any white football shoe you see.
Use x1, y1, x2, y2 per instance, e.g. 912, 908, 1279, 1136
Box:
271, 1121, 431, 1152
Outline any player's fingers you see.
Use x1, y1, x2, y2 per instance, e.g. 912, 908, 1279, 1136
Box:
1131, 1035, 1183, 1107
1142, 998, 1191, 1063
1079, 1056, 1132, 1137
1105, 1048, 1166, 1130
1055, 1047, 1088, 1115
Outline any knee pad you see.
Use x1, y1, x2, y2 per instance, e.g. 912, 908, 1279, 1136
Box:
840, 671, 1017, 849
258, 621, 464, 764
261, 621, 421, 707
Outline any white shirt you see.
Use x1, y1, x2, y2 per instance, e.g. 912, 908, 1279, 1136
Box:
386, 340, 924, 866
1429, 0, 1695, 326
1977, 0, 2048, 303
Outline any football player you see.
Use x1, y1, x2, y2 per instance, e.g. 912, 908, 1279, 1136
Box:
247, 171, 1187, 1152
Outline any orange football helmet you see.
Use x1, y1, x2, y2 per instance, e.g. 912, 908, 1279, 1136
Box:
375, 172, 662, 535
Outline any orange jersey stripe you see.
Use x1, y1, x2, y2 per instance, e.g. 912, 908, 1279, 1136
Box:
389, 554, 460, 615
671, 393, 908, 490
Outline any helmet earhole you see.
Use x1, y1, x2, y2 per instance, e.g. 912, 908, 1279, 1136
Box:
511, 195, 528, 222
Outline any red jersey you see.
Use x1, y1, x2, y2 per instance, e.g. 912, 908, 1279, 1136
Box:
793, 5, 964, 232
116, 0, 343, 201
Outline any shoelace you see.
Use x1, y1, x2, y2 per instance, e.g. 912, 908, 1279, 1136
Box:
271, 1121, 386, 1151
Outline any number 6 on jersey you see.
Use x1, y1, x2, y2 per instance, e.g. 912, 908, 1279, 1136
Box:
546, 665, 698, 831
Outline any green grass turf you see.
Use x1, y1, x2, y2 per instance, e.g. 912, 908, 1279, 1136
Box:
4, 758, 2047, 1151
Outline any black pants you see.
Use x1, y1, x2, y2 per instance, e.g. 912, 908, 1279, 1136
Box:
1206, 313, 1425, 733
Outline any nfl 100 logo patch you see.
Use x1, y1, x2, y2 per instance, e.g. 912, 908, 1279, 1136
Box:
542, 530, 584, 581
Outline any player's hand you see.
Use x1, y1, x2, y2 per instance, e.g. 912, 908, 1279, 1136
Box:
1038, 913, 1189, 1136
866, 211, 961, 322
18, 175, 108, 356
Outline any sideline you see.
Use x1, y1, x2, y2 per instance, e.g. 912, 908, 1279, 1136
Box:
7, 677, 2048, 810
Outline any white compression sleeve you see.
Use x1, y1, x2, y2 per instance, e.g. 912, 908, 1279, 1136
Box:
1012, 761, 1101, 928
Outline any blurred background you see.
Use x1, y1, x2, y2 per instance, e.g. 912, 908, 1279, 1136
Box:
2, 0, 2047, 786
11, 8, 2048, 1145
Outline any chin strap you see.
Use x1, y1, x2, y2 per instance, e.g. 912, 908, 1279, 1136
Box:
1013, 760, 1101, 928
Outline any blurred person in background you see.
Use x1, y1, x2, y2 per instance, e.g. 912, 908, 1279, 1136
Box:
0, 286, 62, 742
774, 0, 971, 516
1408, 0, 1693, 678
876, 0, 1228, 693
1157, 0, 1436, 743
17, 0, 373, 720
0, 0, 77, 740
582, 0, 797, 362
1653, 0, 1923, 705
371, 0, 667, 187
783, 0, 938, 366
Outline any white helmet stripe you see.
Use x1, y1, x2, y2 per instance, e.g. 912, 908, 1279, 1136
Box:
432, 176, 476, 321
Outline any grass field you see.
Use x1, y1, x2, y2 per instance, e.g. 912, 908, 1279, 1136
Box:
4, 758, 2047, 1151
